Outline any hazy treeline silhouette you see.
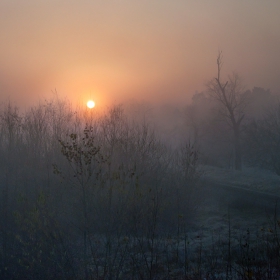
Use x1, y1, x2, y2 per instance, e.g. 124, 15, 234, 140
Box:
185, 86, 280, 174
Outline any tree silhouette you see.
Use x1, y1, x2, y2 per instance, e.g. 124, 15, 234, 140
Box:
207, 51, 248, 170
54, 125, 106, 280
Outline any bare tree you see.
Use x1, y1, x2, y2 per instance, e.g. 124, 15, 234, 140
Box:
207, 51, 248, 170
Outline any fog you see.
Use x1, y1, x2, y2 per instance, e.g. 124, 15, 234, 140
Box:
1, 1, 280, 279
1, 1, 280, 107
0, 87, 279, 278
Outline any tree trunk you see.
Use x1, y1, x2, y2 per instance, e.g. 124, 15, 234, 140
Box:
234, 128, 242, 171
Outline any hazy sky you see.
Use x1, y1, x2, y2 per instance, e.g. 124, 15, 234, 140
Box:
1, 0, 280, 108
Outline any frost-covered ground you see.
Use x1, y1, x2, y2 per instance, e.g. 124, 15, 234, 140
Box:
83, 166, 280, 279
175, 165, 280, 278
200, 165, 280, 195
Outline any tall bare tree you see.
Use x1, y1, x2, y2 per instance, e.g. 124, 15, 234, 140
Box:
207, 52, 248, 170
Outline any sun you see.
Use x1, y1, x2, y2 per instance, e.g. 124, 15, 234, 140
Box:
87, 100, 95, 109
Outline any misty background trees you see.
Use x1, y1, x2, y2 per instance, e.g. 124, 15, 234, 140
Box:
183, 54, 277, 173
244, 98, 280, 175
184, 86, 277, 172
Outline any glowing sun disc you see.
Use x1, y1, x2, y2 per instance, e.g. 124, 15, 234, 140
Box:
87, 100, 95, 109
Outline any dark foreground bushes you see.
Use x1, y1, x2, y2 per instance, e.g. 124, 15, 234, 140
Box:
0, 100, 201, 279
0, 99, 279, 279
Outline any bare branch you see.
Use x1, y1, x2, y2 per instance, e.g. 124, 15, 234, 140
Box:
207, 52, 248, 170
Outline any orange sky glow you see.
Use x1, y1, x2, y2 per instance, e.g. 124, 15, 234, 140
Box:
1, 0, 280, 108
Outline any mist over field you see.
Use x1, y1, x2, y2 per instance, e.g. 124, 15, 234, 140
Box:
1, 1, 280, 279
0, 85, 279, 279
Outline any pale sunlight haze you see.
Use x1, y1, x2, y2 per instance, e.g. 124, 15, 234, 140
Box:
0, 0, 280, 106
87, 100, 95, 109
